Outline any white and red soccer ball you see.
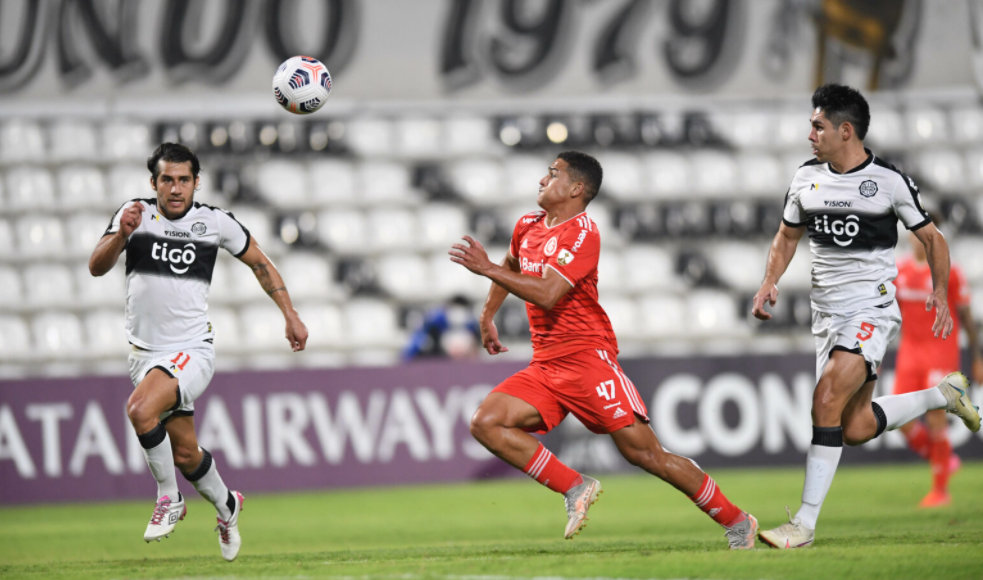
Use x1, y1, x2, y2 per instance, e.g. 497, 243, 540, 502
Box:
272, 56, 332, 115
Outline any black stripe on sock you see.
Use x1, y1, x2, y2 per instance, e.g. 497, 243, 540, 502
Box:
184, 449, 213, 482
811, 425, 843, 447
872, 402, 887, 438
137, 423, 167, 450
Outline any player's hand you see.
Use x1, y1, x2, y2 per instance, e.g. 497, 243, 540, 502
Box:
972, 356, 983, 386
751, 283, 779, 320
449, 236, 493, 276
285, 312, 308, 352
118, 202, 144, 237
926, 292, 953, 339
479, 318, 509, 355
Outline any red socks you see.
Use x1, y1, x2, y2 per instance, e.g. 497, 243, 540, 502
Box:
523, 444, 583, 494
690, 474, 743, 527
929, 433, 953, 492
905, 421, 931, 459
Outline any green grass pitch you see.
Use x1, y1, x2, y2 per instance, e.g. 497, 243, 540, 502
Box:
2, 463, 982, 580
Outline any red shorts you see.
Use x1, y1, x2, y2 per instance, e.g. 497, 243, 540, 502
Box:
893, 366, 953, 395
492, 348, 649, 435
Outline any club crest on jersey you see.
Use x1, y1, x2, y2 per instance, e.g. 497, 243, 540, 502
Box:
544, 236, 557, 256
191, 222, 207, 235
859, 180, 878, 198
557, 248, 574, 266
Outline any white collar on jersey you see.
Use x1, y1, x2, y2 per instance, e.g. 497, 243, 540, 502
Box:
542, 211, 587, 230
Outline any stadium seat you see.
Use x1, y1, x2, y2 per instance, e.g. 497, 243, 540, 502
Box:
429, 252, 486, 300
504, 155, 550, 202
917, 150, 965, 192
75, 264, 125, 307
866, 106, 904, 149
0, 219, 13, 259
0, 315, 31, 361
347, 117, 393, 157
686, 290, 743, 337
596, 251, 625, 294
208, 258, 233, 304
108, 165, 152, 206
227, 257, 271, 303
776, 110, 809, 149
637, 294, 686, 339
643, 152, 690, 198
395, 117, 441, 158
444, 116, 494, 155
780, 250, 814, 291
691, 151, 737, 197
376, 253, 431, 301
738, 153, 784, 196
950, 106, 983, 144
448, 159, 502, 206
16, 215, 65, 258
207, 306, 241, 353
345, 299, 402, 348
963, 149, 983, 188
317, 208, 368, 254
357, 161, 418, 205
595, 153, 643, 200
83, 309, 127, 357
276, 253, 338, 301
708, 242, 768, 292
6, 167, 56, 210
905, 107, 948, 145
227, 206, 274, 251
722, 110, 775, 150
0, 120, 45, 163
295, 302, 344, 348
58, 166, 106, 210
238, 304, 291, 351
417, 204, 469, 250
368, 208, 419, 251
102, 121, 151, 160
32, 312, 84, 358
621, 245, 679, 293
599, 295, 638, 339
950, 237, 983, 283
309, 159, 358, 206
255, 160, 309, 209
65, 213, 111, 258
0, 266, 23, 310
49, 121, 98, 161
23, 264, 74, 308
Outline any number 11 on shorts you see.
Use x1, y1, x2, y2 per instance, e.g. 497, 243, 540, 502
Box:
596, 379, 616, 401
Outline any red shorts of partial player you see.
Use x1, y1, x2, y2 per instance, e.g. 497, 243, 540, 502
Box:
493, 348, 649, 434
893, 362, 956, 396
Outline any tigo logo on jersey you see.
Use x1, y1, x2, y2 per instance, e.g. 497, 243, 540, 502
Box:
859, 180, 878, 197
557, 249, 574, 266
544, 237, 557, 256
151, 242, 198, 274
814, 214, 860, 247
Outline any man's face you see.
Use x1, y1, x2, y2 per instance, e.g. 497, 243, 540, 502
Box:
537, 158, 578, 209
152, 160, 198, 219
808, 108, 840, 162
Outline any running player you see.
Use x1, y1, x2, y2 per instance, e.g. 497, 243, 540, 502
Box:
449, 151, 758, 550
894, 217, 983, 508
88, 143, 308, 561
751, 84, 980, 549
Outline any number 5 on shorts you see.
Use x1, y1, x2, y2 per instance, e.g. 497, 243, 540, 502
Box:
856, 322, 875, 341
596, 379, 615, 401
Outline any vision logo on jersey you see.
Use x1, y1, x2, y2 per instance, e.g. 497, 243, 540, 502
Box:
859, 180, 878, 198
557, 249, 574, 266
152, 242, 198, 274
544, 237, 557, 256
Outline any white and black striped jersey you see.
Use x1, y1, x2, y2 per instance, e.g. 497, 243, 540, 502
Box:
782, 149, 931, 314
103, 198, 251, 350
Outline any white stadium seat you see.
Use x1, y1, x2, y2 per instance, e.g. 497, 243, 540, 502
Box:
0, 267, 23, 310
317, 209, 368, 254
65, 213, 111, 258
368, 208, 418, 251
227, 257, 270, 303
444, 116, 494, 155
0, 219, 13, 259
950, 238, 983, 283
102, 121, 151, 160
691, 151, 737, 197
723, 110, 775, 150
49, 121, 98, 161
75, 264, 126, 307
595, 153, 643, 200
951, 107, 983, 144
687, 290, 742, 336
347, 117, 393, 157
16, 215, 65, 258
622, 245, 677, 293
965, 149, 983, 188
0, 315, 31, 361
781, 250, 814, 291
226, 206, 273, 250
905, 107, 948, 145
504, 155, 550, 202
776, 110, 809, 149
376, 253, 431, 301
0, 120, 45, 163
238, 304, 290, 351
32, 312, 84, 358
395, 117, 441, 158
865, 106, 904, 148
429, 252, 486, 300
738, 154, 784, 196
206, 306, 241, 353
598, 295, 638, 339
357, 161, 417, 205
83, 309, 127, 357
23, 264, 74, 308
58, 166, 106, 209
276, 253, 337, 301
208, 258, 233, 305
709, 242, 768, 292
596, 251, 625, 295
255, 160, 309, 209
637, 294, 686, 339
417, 204, 468, 250
644, 152, 690, 198
917, 150, 965, 192
295, 303, 345, 349
309, 159, 357, 206
108, 165, 152, 206
448, 159, 502, 206
6, 167, 56, 210
345, 299, 402, 348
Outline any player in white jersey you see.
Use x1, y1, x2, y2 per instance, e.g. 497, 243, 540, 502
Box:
751, 84, 980, 549
89, 143, 309, 560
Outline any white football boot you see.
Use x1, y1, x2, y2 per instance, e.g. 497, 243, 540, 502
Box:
758, 507, 815, 549
215, 491, 245, 561
936, 372, 981, 432
724, 512, 758, 550
563, 476, 602, 539
144, 493, 187, 542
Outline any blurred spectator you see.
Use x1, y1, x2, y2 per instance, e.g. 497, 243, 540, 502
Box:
403, 296, 481, 360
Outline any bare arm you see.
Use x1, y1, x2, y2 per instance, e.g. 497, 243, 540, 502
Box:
89, 202, 144, 276
237, 237, 309, 351
912, 223, 954, 339
475, 253, 519, 355
751, 223, 805, 320
957, 305, 983, 384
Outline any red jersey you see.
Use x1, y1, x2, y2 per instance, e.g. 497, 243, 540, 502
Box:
509, 210, 618, 361
895, 257, 970, 368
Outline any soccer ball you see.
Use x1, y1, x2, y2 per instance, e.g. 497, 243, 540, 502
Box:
272, 56, 332, 115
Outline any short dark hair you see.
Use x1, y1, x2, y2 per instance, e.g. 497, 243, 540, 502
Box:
147, 142, 201, 183
556, 150, 603, 204
811, 83, 871, 141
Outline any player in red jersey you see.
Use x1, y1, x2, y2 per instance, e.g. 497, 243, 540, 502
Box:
894, 223, 983, 507
449, 151, 757, 549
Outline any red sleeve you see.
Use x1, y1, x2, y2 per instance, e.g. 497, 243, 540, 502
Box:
950, 265, 971, 308
545, 224, 599, 286
509, 218, 524, 259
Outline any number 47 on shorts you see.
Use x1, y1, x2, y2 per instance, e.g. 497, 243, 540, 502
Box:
596, 380, 616, 401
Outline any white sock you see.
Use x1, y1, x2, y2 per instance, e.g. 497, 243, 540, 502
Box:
185, 448, 233, 520
137, 423, 179, 499
872, 388, 947, 432
795, 426, 843, 530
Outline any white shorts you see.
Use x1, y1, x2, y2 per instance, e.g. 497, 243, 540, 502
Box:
128, 344, 216, 421
813, 301, 901, 383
